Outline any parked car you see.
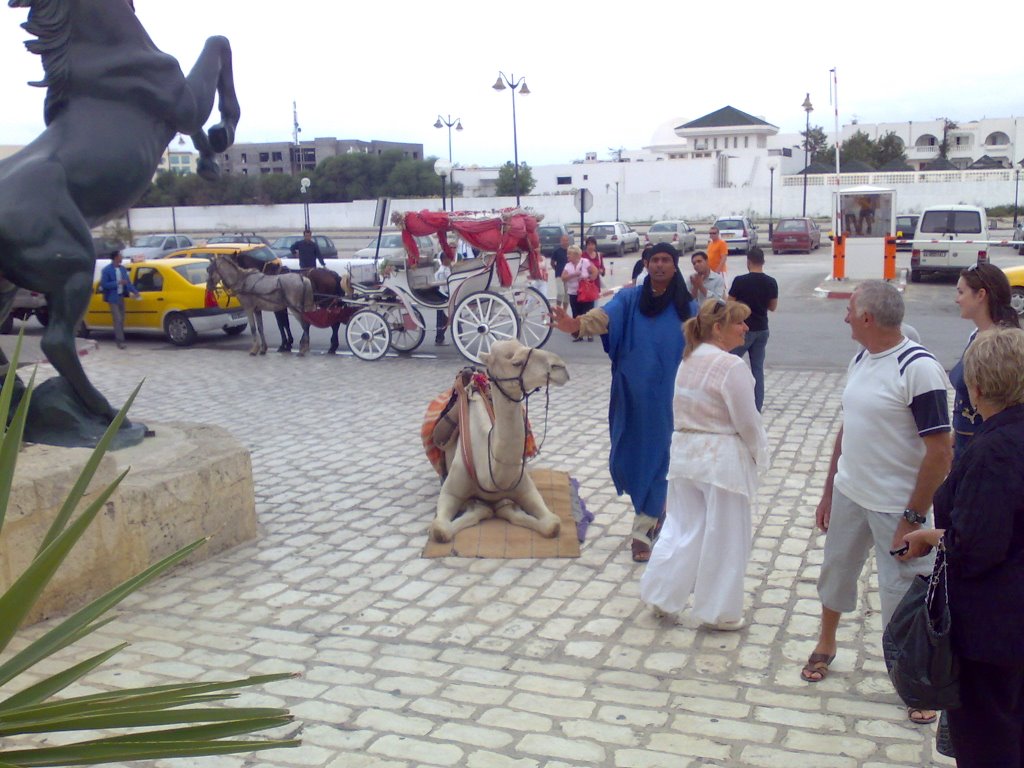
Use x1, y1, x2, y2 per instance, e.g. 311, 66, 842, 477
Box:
159, 243, 281, 265
1005, 264, 1024, 317
1014, 220, 1024, 256
712, 215, 758, 255
645, 220, 697, 252
82, 258, 248, 345
770, 217, 821, 254
909, 205, 988, 283
122, 234, 195, 262
895, 215, 919, 252
204, 233, 273, 247
269, 234, 338, 260
354, 233, 438, 264
0, 289, 48, 334
584, 221, 641, 257
537, 224, 573, 257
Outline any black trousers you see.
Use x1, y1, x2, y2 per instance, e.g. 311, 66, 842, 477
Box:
569, 296, 594, 318
435, 309, 447, 342
947, 657, 1024, 767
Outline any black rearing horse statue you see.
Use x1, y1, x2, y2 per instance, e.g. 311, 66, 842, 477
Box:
0, 0, 240, 422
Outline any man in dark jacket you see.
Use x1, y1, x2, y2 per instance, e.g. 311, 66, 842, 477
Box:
291, 229, 325, 270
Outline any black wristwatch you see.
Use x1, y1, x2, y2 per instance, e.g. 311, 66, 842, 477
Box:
903, 508, 927, 525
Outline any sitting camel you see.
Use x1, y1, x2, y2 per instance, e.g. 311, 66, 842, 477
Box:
427, 339, 570, 543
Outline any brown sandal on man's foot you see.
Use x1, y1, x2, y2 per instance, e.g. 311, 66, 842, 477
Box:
800, 652, 835, 682
631, 538, 652, 563
907, 707, 937, 725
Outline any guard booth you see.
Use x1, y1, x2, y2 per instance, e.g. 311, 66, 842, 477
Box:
831, 185, 897, 281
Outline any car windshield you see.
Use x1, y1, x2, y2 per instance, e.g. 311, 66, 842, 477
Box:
587, 226, 614, 237
538, 227, 563, 238
920, 211, 982, 235
366, 235, 405, 249
649, 223, 675, 233
896, 217, 917, 230
270, 237, 301, 249
174, 263, 209, 285
245, 246, 279, 263
716, 219, 743, 229
777, 220, 806, 232
133, 236, 165, 247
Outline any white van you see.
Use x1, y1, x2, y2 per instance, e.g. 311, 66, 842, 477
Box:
909, 205, 988, 283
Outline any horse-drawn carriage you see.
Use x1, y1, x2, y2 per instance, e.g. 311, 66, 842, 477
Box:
207, 208, 553, 363
315, 208, 553, 363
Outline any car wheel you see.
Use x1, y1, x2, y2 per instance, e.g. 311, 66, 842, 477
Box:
1011, 287, 1024, 318
909, 269, 921, 284
223, 324, 246, 336
164, 313, 197, 346
0, 314, 12, 335
34, 307, 49, 327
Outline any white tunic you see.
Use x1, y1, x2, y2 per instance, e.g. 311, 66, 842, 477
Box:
667, 343, 768, 499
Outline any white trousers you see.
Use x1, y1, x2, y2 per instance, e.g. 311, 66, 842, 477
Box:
639, 478, 751, 623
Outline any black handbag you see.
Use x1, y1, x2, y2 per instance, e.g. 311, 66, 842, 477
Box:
882, 547, 961, 711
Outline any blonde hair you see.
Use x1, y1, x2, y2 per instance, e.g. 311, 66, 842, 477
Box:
963, 327, 1024, 410
567, 245, 582, 259
682, 298, 750, 357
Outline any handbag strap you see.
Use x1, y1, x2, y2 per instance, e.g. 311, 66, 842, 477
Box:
925, 546, 949, 621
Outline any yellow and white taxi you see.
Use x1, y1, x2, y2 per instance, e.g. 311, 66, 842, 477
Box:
84, 258, 247, 346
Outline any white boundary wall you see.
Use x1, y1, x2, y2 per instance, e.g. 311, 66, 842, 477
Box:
118, 172, 1022, 234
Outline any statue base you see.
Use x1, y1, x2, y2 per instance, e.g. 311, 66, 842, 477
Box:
0, 422, 258, 624
19, 376, 147, 449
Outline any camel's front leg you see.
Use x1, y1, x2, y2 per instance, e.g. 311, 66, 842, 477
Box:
431, 486, 467, 543
495, 483, 560, 538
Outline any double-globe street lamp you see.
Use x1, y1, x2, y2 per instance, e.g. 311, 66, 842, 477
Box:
801, 93, 813, 217
492, 71, 529, 206
434, 114, 462, 210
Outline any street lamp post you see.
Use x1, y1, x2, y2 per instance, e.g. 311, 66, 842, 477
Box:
434, 114, 462, 210
434, 159, 452, 212
300, 177, 311, 230
801, 93, 813, 217
492, 72, 530, 206
1014, 166, 1021, 229
768, 166, 776, 239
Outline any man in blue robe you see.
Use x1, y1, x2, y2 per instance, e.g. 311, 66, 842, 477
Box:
551, 243, 694, 561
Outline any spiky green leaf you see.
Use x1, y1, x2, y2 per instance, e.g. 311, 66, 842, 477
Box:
0, 643, 128, 711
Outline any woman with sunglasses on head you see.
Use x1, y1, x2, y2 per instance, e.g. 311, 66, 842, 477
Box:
639, 298, 768, 629
950, 263, 1019, 455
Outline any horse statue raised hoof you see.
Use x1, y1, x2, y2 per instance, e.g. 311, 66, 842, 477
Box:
0, 0, 241, 434
426, 339, 569, 543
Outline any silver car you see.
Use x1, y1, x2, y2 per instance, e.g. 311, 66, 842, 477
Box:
712, 216, 759, 255
122, 233, 195, 262
645, 220, 697, 253
354, 233, 438, 264
584, 221, 641, 257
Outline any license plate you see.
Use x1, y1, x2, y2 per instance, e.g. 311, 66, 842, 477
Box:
230, 311, 245, 320
922, 250, 945, 259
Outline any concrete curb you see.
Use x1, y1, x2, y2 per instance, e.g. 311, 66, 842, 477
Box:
814, 270, 908, 299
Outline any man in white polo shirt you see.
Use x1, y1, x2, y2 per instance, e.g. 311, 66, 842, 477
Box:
800, 281, 952, 726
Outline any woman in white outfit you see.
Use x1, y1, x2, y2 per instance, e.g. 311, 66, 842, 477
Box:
640, 299, 768, 629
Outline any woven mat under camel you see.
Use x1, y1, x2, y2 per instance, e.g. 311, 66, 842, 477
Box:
422, 468, 581, 559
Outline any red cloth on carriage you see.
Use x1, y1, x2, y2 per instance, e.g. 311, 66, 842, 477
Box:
394, 209, 544, 287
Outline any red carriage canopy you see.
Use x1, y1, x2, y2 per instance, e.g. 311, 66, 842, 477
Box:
391, 208, 544, 287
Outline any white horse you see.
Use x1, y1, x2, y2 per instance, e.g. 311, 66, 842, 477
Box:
430, 339, 570, 542
207, 254, 314, 355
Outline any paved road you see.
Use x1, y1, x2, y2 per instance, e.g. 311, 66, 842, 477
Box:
11, 316, 960, 766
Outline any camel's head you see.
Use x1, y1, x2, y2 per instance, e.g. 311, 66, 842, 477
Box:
481, 340, 569, 394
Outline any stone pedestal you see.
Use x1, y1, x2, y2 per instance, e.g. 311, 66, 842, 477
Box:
0, 422, 257, 624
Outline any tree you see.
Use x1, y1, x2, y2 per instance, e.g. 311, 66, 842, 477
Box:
803, 126, 831, 165
939, 118, 959, 159
812, 129, 908, 170
495, 161, 536, 197
874, 131, 908, 167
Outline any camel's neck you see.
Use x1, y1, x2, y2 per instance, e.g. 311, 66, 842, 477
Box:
472, 383, 526, 483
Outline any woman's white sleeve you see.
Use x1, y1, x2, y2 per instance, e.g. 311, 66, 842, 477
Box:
722, 362, 769, 468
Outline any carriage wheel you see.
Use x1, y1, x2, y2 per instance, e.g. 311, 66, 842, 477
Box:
382, 304, 426, 353
345, 309, 392, 361
512, 286, 553, 349
451, 291, 520, 364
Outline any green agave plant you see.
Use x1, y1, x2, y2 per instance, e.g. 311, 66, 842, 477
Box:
0, 334, 300, 766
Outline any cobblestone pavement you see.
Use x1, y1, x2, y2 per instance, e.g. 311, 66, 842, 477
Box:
13, 345, 952, 767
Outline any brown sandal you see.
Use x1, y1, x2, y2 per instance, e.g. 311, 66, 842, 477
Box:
631, 538, 652, 563
800, 652, 835, 683
907, 707, 937, 725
